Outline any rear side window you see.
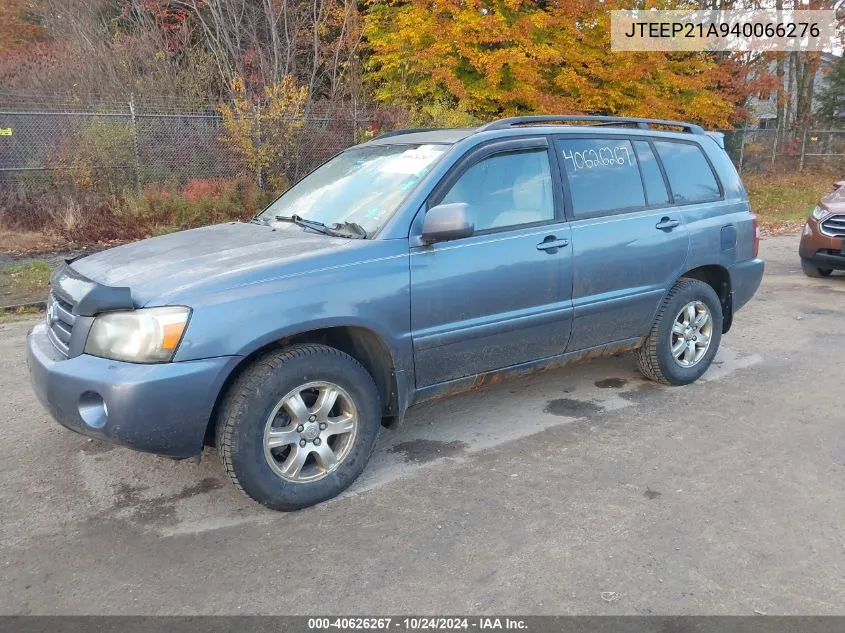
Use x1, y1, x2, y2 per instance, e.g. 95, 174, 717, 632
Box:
558, 139, 645, 216
652, 141, 721, 203
632, 141, 669, 206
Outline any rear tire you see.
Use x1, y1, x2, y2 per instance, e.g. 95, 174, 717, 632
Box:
215, 344, 381, 511
636, 278, 723, 386
801, 259, 833, 277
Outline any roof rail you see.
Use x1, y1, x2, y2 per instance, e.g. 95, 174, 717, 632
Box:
477, 115, 705, 135
370, 127, 441, 141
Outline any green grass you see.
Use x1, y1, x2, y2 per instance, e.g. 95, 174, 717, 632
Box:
744, 171, 835, 230
0, 306, 44, 324
0, 260, 52, 307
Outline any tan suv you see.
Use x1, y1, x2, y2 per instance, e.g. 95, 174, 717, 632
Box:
799, 180, 845, 277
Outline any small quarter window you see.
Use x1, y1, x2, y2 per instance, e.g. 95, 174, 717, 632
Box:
558, 139, 645, 216
652, 141, 721, 204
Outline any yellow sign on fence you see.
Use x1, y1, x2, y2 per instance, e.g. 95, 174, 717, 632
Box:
0, 128, 12, 136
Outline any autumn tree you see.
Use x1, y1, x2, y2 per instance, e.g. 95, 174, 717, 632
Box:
170, 0, 365, 104
817, 53, 845, 125
364, 0, 739, 127
218, 75, 309, 191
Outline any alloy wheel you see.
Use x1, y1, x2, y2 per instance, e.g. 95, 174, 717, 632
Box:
670, 300, 713, 368
263, 381, 358, 483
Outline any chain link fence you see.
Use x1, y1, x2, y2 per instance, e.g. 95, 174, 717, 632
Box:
0, 95, 373, 214
717, 128, 845, 174
3, 94, 844, 230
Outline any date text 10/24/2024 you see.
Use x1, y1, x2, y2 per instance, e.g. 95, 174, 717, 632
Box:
307, 618, 528, 630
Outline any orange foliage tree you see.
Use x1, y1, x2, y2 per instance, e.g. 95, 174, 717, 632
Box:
364, 0, 739, 127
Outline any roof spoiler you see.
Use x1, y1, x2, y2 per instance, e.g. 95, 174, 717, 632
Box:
706, 131, 725, 149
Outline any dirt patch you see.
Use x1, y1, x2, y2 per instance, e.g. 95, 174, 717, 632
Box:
112, 477, 225, 525
802, 307, 845, 317
78, 439, 116, 455
388, 439, 468, 464
543, 398, 604, 417
619, 383, 663, 404
595, 377, 628, 389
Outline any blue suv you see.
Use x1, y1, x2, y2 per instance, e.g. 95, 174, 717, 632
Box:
27, 116, 764, 510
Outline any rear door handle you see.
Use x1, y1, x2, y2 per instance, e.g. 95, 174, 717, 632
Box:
655, 217, 680, 231
537, 236, 569, 252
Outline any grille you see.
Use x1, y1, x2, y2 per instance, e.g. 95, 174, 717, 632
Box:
46, 292, 76, 357
821, 214, 845, 238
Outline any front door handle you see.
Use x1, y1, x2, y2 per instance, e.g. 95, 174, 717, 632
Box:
537, 236, 569, 252
655, 217, 680, 231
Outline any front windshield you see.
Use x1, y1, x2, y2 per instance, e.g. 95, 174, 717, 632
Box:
259, 143, 448, 236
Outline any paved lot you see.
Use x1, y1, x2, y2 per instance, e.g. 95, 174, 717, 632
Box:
1, 234, 844, 615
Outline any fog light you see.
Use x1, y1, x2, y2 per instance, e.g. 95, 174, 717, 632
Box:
78, 391, 108, 429
803, 223, 812, 236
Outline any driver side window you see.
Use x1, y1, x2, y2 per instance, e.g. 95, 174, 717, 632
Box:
440, 148, 555, 232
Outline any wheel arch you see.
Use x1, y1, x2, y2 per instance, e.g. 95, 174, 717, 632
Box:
678, 264, 733, 333
204, 325, 401, 446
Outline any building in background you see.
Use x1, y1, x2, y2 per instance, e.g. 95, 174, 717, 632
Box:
749, 52, 844, 129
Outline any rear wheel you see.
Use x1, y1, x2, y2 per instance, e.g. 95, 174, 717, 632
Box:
215, 344, 381, 511
801, 259, 833, 278
637, 278, 723, 386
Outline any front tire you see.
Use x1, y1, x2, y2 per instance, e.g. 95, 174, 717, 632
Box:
801, 259, 833, 277
215, 344, 381, 511
636, 278, 723, 386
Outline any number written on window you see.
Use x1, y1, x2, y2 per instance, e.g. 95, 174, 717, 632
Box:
561, 144, 633, 171
559, 139, 645, 216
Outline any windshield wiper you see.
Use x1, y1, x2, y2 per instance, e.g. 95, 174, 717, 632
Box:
249, 216, 271, 226
275, 214, 333, 235
333, 221, 368, 239
275, 215, 366, 239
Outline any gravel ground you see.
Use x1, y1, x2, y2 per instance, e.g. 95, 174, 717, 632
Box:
1, 234, 844, 615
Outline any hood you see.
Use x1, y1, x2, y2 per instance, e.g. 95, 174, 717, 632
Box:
821, 182, 845, 213
71, 222, 353, 305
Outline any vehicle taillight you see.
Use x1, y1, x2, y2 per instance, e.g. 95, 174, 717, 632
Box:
751, 213, 760, 258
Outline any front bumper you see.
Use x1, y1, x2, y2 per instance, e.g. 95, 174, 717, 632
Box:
799, 247, 845, 271
26, 321, 236, 458
799, 219, 845, 270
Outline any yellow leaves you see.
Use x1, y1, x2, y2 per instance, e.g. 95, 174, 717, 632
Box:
231, 76, 246, 96
218, 75, 308, 192
364, 0, 735, 126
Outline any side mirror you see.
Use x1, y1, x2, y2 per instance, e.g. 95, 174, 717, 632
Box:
421, 203, 474, 244
834, 180, 845, 191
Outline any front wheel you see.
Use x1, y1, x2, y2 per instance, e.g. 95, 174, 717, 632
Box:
215, 344, 381, 511
636, 278, 723, 386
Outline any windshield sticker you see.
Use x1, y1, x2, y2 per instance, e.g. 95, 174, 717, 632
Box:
562, 145, 633, 171
379, 145, 444, 174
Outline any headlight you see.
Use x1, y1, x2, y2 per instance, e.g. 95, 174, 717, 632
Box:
812, 205, 831, 221
85, 306, 191, 363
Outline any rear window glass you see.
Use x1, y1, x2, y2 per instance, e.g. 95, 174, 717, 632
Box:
633, 141, 669, 206
558, 139, 645, 216
652, 141, 721, 204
